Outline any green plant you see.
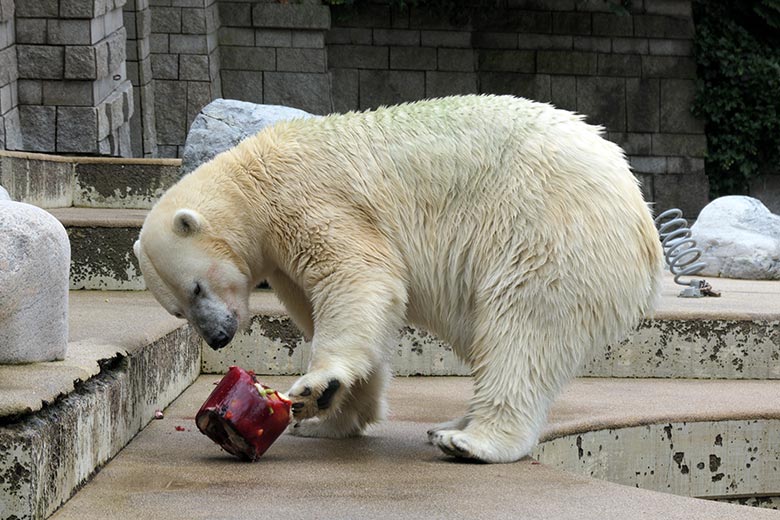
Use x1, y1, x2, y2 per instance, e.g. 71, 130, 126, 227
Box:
692, 0, 780, 197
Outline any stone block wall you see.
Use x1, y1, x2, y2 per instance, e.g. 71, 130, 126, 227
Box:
0, 0, 20, 150
217, 2, 331, 114
149, 0, 221, 157
326, 0, 708, 216
0, 0, 710, 214
124, 0, 157, 156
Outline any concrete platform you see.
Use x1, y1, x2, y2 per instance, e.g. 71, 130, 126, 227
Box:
0, 291, 287, 419
0, 291, 181, 418
50, 376, 780, 520
1, 275, 778, 519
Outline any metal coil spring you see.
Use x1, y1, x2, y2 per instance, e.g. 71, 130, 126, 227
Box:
654, 208, 706, 286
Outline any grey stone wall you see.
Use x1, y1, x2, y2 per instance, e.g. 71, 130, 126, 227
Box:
326, 0, 708, 216
217, 1, 331, 114
0, 0, 20, 150
149, 0, 221, 158
0, 1, 709, 213
12, 0, 135, 156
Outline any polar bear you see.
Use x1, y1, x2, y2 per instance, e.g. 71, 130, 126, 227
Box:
135, 95, 663, 463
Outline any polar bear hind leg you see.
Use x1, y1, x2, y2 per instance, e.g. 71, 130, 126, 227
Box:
427, 415, 471, 440
430, 293, 584, 463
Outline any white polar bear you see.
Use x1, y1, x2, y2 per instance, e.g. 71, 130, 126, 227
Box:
135, 95, 663, 463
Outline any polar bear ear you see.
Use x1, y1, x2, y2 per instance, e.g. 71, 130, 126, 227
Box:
173, 209, 203, 237
133, 239, 141, 259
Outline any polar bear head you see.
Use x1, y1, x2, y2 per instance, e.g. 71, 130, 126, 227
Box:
134, 206, 252, 350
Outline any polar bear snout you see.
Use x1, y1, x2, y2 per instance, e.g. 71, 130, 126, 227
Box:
190, 298, 239, 350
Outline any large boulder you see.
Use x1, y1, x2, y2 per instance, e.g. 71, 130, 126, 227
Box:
0, 201, 70, 363
691, 196, 780, 280
181, 99, 316, 174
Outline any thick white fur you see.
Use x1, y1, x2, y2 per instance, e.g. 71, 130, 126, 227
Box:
137, 95, 663, 463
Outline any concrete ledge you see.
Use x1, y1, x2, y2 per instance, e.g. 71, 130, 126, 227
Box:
201, 310, 471, 376
0, 290, 196, 520
0, 149, 180, 167
581, 318, 780, 379
73, 161, 180, 209
0, 292, 185, 418
0, 150, 181, 209
49, 207, 147, 227
0, 326, 200, 520
204, 274, 780, 379
536, 419, 780, 500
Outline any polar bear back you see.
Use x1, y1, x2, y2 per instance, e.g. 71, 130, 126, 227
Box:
189, 95, 662, 357
243, 96, 660, 348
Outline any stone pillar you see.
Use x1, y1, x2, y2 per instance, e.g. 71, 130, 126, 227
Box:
124, 0, 157, 156
0, 0, 20, 149
0, 201, 69, 363
150, 0, 221, 158
14, 0, 135, 156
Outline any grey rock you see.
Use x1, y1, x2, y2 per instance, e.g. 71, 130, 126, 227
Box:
691, 196, 780, 280
0, 201, 69, 363
181, 98, 316, 174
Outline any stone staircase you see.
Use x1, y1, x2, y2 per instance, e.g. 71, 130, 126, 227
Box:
1, 149, 780, 519
1, 150, 177, 289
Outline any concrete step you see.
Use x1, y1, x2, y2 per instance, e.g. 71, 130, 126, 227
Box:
205, 275, 780, 380
47, 207, 147, 290
1, 149, 180, 210
48, 375, 780, 519
0, 292, 200, 520
1, 275, 777, 519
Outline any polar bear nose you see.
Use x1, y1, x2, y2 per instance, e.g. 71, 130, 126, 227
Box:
207, 330, 233, 350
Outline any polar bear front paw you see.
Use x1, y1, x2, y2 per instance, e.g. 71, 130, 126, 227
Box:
287, 374, 343, 420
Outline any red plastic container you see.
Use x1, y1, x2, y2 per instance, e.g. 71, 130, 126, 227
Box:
196, 366, 292, 461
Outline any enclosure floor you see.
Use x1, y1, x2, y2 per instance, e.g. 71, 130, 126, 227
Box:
50, 375, 780, 520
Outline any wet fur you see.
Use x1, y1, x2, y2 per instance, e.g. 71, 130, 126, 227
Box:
137, 95, 663, 462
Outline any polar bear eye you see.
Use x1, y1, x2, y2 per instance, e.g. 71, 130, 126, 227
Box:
173, 311, 184, 319
194, 283, 202, 297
